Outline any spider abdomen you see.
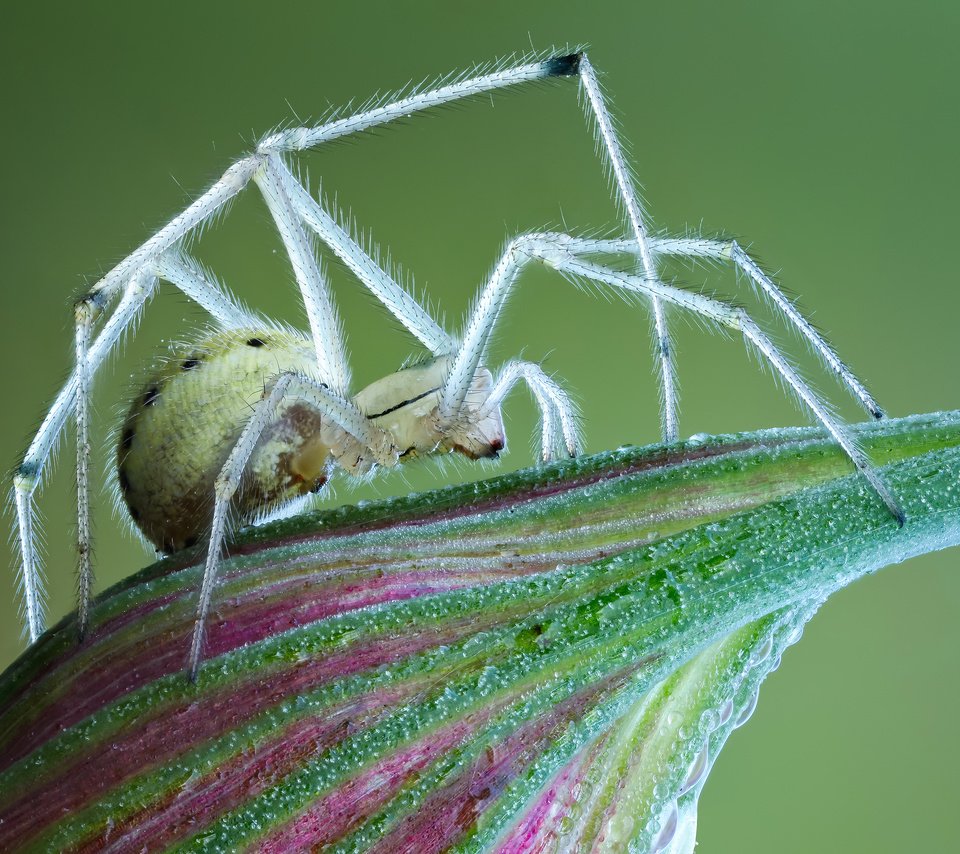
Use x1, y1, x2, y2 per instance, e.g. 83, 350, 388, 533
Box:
117, 328, 329, 553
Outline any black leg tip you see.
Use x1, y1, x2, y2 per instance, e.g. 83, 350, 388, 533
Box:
543, 53, 584, 77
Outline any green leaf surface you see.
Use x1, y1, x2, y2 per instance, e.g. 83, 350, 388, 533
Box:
0, 411, 957, 852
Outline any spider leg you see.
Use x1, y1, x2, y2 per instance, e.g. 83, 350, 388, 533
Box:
257, 54, 584, 154
440, 233, 584, 423
438, 232, 902, 523
58, 52, 650, 378
668, 237, 883, 419
81, 157, 262, 311
74, 299, 94, 639
11, 51, 600, 643
255, 156, 350, 396
15, 270, 157, 640
188, 372, 397, 680
542, 248, 904, 524
275, 162, 453, 354
552, 234, 884, 420
153, 253, 258, 329
70, 53, 586, 327
577, 58, 677, 444
14, 258, 259, 641
257, 54, 677, 437
481, 361, 580, 461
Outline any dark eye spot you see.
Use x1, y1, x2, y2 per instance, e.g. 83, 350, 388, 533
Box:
120, 426, 135, 451
181, 358, 201, 371
142, 386, 159, 407
246, 337, 267, 348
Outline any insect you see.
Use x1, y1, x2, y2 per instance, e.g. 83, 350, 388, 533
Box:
11, 51, 903, 680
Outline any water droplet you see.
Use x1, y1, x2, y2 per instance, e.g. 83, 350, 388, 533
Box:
680, 743, 709, 795
652, 801, 679, 852
735, 690, 759, 728
700, 708, 719, 732
750, 635, 773, 667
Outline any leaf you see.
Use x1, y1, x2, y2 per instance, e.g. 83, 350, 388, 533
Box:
1, 411, 958, 852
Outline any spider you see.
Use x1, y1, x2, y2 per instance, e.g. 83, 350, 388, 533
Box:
11, 51, 903, 680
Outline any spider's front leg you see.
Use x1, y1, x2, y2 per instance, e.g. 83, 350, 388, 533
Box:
543, 244, 905, 524
480, 361, 580, 463
573, 234, 885, 420
255, 157, 350, 395
438, 231, 903, 524
577, 56, 677, 443
259, 53, 679, 438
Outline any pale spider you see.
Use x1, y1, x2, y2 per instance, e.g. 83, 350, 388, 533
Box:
12, 51, 902, 680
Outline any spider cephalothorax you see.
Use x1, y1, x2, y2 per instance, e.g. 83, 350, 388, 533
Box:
12, 51, 901, 680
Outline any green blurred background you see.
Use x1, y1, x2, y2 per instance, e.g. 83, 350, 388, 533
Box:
1, 1, 957, 850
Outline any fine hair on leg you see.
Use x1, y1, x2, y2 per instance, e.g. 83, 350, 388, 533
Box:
559, 234, 884, 420
188, 372, 398, 678
482, 360, 580, 461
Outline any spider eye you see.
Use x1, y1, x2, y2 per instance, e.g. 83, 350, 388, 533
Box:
246, 337, 267, 348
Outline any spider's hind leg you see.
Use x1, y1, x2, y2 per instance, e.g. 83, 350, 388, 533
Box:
187, 372, 397, 680
13, 257, 260, 644
74, 296, 94, 639
13, 268, 159, 642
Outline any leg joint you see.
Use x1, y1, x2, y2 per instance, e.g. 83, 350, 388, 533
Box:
542, 52, 584, 78
213, 477, 238, 501
74, 291, 106, 322
505, 232, 569, 268
14, 462, 39, 492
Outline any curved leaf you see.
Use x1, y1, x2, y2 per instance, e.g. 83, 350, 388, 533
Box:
0, 411, 958, 852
